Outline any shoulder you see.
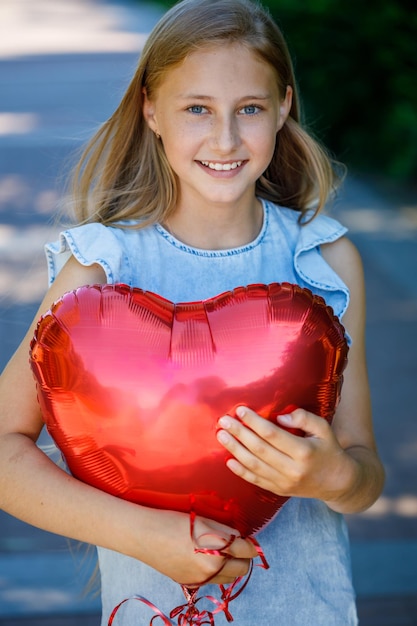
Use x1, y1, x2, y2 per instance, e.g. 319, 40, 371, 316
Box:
321, 236, 366, 345
321, 237, 365, 296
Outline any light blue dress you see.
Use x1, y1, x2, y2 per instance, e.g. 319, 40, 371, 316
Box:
46, 199, 357, 625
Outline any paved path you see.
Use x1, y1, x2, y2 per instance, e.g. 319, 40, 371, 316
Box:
0, 1, 416, 624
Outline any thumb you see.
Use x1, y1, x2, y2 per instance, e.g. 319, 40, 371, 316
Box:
225, 536, 259, 559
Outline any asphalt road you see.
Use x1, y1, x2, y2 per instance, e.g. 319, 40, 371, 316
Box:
0, 1, 416, 624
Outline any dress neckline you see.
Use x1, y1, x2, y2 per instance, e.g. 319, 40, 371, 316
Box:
154, 199, 269, 258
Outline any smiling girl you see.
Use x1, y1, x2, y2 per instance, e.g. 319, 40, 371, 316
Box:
0, 1, 384, 624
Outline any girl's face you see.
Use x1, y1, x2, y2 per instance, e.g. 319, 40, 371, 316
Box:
143, 43, 292, 216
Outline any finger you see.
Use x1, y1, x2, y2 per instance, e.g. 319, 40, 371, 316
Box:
217, 426, 283, 492
277, 407, 331, 439
183, 555, 250, 587
217, 417, 275, 477
224, 536, 259, 559
234, 405, 331, 450
218, 411, 290, 464
222, 557, 252, 579
195, 528, 259, 559
236, 406, 293, 446
211, 557, 252, 584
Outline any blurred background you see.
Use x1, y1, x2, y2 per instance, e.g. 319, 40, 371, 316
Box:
0, 1, 416, 625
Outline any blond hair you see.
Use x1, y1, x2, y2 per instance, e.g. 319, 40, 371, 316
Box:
71, 0, 341, 227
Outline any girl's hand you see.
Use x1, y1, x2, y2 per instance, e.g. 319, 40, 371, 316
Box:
136, 508, 258, 587
216, 406, 356, 503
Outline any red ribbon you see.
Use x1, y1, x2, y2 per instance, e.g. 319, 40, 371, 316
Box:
108, 511, 269, 625
108, 595, 174, 625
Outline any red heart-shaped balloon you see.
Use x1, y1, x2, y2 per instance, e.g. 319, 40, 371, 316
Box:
30, 282, 348, 537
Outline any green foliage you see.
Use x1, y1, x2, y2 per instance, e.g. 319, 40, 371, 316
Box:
148, 0, 417, 181
264, 0, 417, 181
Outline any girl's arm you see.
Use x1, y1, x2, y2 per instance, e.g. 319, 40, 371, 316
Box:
216, 237, 385, 514
0, 256, 256, 586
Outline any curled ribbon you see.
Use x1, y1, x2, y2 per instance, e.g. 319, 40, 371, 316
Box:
108, 509, 269, 625
108, 595, 174, 625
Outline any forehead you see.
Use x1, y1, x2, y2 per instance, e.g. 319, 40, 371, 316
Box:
157, 43, 279, 98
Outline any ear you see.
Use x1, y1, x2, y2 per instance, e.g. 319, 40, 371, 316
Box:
142, 88, 159, 134
276, 85, 293, 132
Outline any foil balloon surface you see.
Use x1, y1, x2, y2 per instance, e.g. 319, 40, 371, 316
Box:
30, 282, 348, 537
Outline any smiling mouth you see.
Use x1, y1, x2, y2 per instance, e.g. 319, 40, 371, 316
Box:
200, 160, 243, 171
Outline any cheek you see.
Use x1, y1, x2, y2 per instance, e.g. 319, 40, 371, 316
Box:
162, 124, 205, 159
248, 118, 277, 145
253, 130, 277, 168
160, 135, 197, 179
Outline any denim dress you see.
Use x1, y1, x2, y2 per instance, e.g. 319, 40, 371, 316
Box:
46, 200, 357, 625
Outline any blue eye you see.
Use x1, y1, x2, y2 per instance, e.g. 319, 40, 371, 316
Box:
241, 105, 260, 115
188, 105, 206, 114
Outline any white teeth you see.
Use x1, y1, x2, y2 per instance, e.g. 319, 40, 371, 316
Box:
201, 161, 243, 171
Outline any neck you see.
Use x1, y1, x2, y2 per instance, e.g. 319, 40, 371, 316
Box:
164, 199, 264, 250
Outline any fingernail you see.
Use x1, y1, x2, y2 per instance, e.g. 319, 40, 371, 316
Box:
218, 416, 232, 429
236, 406, 246, 419
217, 430, 230, 444
278, 413, 292, 424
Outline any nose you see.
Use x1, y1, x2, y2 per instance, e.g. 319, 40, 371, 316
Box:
209, 113, 241, 154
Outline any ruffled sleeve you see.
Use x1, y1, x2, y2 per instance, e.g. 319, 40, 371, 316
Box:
292, 213, 351, 344
44, 223, 130, 287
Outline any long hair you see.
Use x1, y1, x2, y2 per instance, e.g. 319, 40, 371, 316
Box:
71, 0, 341, 226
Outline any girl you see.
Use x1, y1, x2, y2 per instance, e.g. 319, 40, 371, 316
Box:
0, 0, 384, 624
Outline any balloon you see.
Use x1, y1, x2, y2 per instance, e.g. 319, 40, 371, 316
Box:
30, 282, 348, 537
